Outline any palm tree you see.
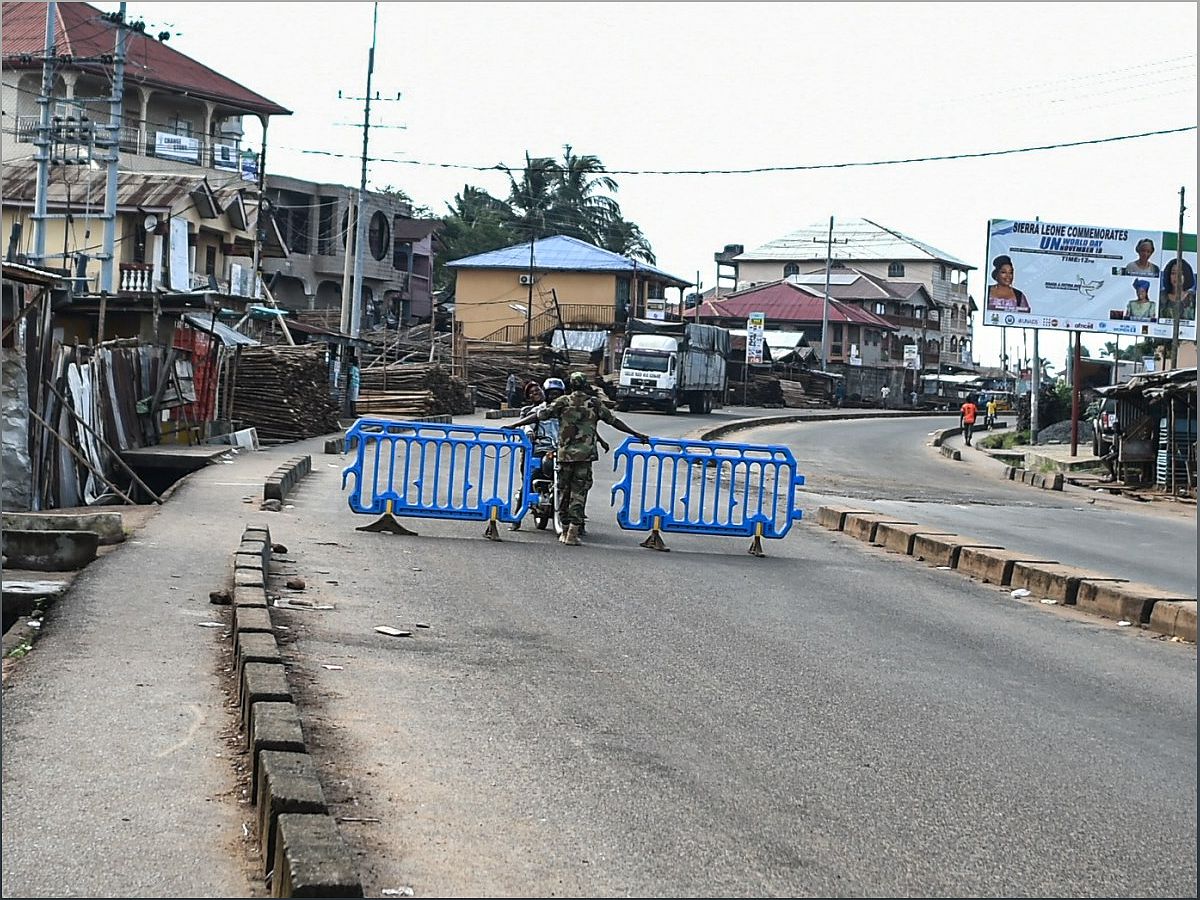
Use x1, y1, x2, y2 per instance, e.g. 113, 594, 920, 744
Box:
550, 144, 621, 242
506, 153, 560, 237
597, 216, 655, 264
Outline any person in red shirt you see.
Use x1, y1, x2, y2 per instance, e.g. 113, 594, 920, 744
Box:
960, 398, 979, 446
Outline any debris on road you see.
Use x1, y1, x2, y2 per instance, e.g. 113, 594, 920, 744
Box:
197, 621, 224, 628
415, 623, 430, 629
381, 888, 414, 897
261, 499, 282, 512
210, 590, 231, 605
375, 626, 412, 638
1040, 598, 1057, 605
272, 543, 288, 554
1011, 589, 1032, 598
321, 664, 344, 671
1117, 620, 1132, 627
285, 576, 306, 591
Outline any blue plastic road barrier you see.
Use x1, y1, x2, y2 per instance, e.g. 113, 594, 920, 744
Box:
341, 418, 532, 540
610, 436, 806, 556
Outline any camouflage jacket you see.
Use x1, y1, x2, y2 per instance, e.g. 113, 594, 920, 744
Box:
536, 389, 617, 462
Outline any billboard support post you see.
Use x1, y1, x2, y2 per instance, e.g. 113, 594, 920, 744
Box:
1070, 331, 1081, 457
1030, 328, 1039, 445
1171, 186, 1186, 369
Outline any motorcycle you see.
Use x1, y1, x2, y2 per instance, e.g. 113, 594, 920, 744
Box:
528, 447, 563, 534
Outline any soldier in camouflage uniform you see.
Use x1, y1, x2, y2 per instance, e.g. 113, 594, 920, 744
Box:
509, 371, 649, 546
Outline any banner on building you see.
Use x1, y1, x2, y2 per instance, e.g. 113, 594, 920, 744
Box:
169, 217, 190, 291
155, 131, 200, 163
746, 312, 765, 364
241, 151, 259, 183
984, 218, 1197, 340
213, 142, 239, 171
903, 343, 919, 369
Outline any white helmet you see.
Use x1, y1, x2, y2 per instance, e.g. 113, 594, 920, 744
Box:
542, 377, 565, 394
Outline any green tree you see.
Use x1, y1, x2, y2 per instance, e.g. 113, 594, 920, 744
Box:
507, 152, 561, 236
433, 186, 515, 293
597, 215, 656, 264
549, 144, 621, 242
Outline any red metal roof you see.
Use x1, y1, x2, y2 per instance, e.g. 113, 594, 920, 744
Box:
2, 2, 290, 117
699, 281, 897, 329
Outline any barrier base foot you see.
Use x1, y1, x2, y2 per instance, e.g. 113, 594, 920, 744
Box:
484, 519, 501, 541
356, 512, 418, 536
640, 529, 670, 552
747, 534, 766, 558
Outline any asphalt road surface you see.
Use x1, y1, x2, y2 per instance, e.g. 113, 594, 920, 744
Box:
738, 416, 1197, 597
264, 409, 1195, 897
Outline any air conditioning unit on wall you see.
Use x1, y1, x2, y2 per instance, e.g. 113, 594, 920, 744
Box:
518, 274, 537, 285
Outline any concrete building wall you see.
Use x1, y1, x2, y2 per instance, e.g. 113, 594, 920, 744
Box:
454, 269, 622, 340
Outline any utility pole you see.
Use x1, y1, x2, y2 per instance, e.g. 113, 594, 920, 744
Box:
1030, 328, 1040, 444
814, 216, 848, 372
1170, 186, 1186, 369
348, 1, 380, 341
525, 229, 535, 359
694, 269, 701, 323
99, 1, 127, 293
31, 1, 58, 267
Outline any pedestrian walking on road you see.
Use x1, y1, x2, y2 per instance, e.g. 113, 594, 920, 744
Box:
985, 397, 997, 430
509, 371, 649, 546
880, 384, 891, 408
506, 372, 522, 409
960, 397, 978, 446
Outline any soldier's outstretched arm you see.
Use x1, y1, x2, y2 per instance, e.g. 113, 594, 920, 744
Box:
608, 415, 650, 445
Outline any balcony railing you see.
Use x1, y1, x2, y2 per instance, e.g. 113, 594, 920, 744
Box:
11, 117, 247, 172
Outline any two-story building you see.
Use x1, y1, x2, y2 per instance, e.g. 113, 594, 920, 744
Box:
786, 268, 941, 368
447, 235, 690, 343
260, 174, 440, 329
2, 1, 289, 182
696, 279, 897, 367
2, 0, 291, 303
725, 218, 976, 366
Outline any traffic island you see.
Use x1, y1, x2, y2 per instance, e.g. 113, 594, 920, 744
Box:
1009, 562, 1127, 606
874, 523, 958, 556
957, 547, 1059, 586
912, 534, 1003, 569
1149, 601, 1198, 642
843, 513, 917, 544
815, 505, 872, 531
1075, 581, 1194, 626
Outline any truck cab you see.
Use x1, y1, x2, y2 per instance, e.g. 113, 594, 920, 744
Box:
618, 335, 680, 412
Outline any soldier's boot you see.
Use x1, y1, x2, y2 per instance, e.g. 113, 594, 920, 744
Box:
563, 524, 581, 546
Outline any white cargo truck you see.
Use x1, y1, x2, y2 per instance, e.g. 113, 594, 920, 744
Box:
616, 319, 730, 414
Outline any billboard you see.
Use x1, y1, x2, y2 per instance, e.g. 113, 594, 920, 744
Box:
746, 312, 765, 364
984, 219, 1197, 341
155, 131, 200, 163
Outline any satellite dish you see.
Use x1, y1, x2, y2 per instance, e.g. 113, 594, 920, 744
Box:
143, 214, 159, 232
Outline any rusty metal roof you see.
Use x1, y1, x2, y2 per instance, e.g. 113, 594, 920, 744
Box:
2, 1, 290, 117
2, 260, 66, 285
1, 160, 252, 216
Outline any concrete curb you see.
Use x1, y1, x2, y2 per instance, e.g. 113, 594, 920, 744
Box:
1005, 466, 1065, 492
817, 504, 1196, 641
939, 445, 962, 461
2, 511, 125, 546
228, 525, 363, 898
264, 456, 313, 503
699, 410, 955, 442
2, 529, 99, 571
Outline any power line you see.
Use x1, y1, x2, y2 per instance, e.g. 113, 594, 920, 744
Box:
283, 125, 1197, 176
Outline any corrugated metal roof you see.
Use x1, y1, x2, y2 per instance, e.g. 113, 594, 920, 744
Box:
2, 260, 65, 285
1, 2, 290, 117
735, 218, 974, 269
1, 160, 227, 212
181, 313, 259, 347
788, 270, 934, 305
699, 281, 898, 330
446, 235, 689, 286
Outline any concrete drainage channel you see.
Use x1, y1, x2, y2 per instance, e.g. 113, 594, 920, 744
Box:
227, 524, 363, 897
816, 505, 1197, 643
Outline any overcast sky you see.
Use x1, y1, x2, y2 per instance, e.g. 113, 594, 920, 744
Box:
99, 1, 1197, 372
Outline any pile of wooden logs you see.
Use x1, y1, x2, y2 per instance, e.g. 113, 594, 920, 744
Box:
356, 362, 473, 417
460, 340, 580, 408
728, 376, 784, 407
231, 346, 340, 440
778, 378, 827, 408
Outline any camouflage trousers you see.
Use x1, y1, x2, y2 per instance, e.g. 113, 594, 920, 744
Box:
557, 461, 594, 527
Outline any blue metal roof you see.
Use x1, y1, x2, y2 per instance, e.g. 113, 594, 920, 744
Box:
445, 235, 689, 285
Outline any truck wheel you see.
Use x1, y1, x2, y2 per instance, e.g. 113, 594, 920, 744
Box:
689, 395, 705, 414
664, 398, 677, 415
703, 393, 713, 414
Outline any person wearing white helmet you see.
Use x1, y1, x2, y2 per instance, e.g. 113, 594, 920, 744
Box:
509, 377, 566, 531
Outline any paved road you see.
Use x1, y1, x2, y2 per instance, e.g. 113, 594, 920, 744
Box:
264, 408, 1196, 897
737, 416, 1198, 597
